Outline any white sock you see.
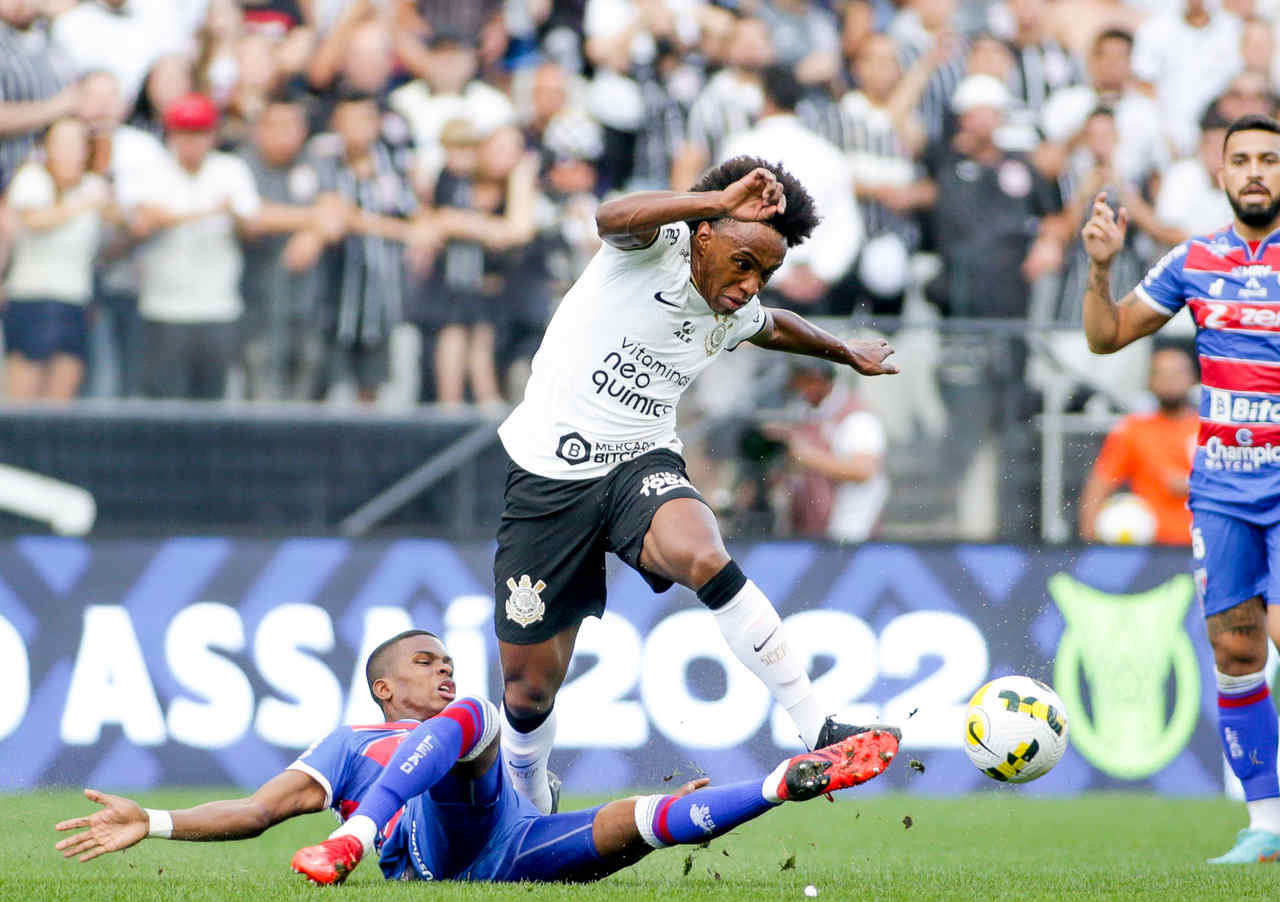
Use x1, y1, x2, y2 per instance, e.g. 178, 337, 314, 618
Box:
712, 579, 826, 749
1248, 798, 1280, 834
501, 705, 557, 814
761, 759, 789, 804
330, 814, 377, 857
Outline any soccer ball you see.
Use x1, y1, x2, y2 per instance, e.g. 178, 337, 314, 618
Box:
964, 675, 1069, 783
1095, 492, 1157, 545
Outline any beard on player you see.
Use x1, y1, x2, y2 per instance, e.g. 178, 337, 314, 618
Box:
1229, 180, 1280, 228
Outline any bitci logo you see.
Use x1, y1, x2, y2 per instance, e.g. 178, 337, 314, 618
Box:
556, 432, 592, 465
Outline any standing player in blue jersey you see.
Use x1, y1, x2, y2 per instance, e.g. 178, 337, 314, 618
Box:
1081, 113, 1280, 863
53, 630, 898, 883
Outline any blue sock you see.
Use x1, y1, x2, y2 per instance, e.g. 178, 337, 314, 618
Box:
634, 780, 776, 848
1218, 674, 1280, 802
354, 715, 464, 831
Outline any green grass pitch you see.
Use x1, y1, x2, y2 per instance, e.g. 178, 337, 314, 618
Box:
7, 790, 1280, 901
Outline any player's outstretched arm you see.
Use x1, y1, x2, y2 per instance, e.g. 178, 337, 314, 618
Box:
54, 770, 327, 862
749, 307, 899, 375
1081, 192, 1167, 353
595, 167, 786, 250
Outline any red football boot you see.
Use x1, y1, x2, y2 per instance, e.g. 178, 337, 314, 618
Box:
776, 728, 900, 801
291, 834, 365, 885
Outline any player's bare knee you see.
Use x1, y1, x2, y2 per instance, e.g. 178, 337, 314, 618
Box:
687, 546, 732, 590
1211, 634, 1269, 675
502, 677, 555, 719
1208, 599, 1269, 674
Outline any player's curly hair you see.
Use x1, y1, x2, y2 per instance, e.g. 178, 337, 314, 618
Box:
686, 155, 820, 248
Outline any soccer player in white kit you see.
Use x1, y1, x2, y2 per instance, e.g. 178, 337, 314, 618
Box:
492, 156, 900, 812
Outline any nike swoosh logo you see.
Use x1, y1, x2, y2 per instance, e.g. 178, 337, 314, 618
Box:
753, 626, 779, 653
654, 291, 680, 308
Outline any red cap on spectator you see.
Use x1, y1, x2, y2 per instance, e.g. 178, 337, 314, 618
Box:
163, 93, 219, 132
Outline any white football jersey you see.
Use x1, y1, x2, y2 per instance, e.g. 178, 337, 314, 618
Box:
499, 220, 767, 479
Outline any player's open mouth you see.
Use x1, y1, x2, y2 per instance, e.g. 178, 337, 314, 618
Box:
438, 681, 456, 699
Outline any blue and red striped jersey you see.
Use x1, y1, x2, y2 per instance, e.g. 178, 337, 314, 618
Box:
1136, 226, 1280, 520
286, 697, 499, 828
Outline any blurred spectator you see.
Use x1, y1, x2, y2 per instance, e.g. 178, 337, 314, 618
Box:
964, 33, 1040, 153
78, 69, 168, 398
130, 55, 196, 139
1209, 69, 1278, 125
990, 0, 1081, 113
237, 0, 315, 78
721, 66, 861, 314
3, 116, 110, 400
195, 0, 246, 111
237, 93, 334, 400
1152, 111, 1234, 242
924, 74, 1065, 317
626, 38, 692, 193
764, 360, 889, 542
0, 0, 74, 192
1041, 28, 1167, 193
47, 0, 163, 107
130, 93, 261, 399
1240, 16, 1279, 84
524, 61, 574, 173
838, 33, 938, 314
523, 62, 605, 279
539, 107, 605, 281
1079, 345, 1198, 545
394, 0, 507, 81
1131, 0, 1241, 156
759, 0, 840, 86
1053, 107, 1153, 322
308, 4, 393, 101
1046, 0, 1145, 60
582, 0, 698, 193
240, 0, 310, 36
889, 0, 968, 145
311, 89, 418, 403
390, 31, 516, 188
671, 14, 772, 190
415, 122, 529, 405
432, 126, 541, 404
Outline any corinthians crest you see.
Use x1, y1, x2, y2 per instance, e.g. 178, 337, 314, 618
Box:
505, 575, 547, 627
705, 314, 733, 356
1049, 572, 1199, 780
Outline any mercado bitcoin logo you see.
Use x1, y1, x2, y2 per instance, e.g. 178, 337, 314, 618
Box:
1049, 573, 1199, 779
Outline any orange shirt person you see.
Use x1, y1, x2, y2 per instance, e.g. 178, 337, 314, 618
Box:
1079, 346, 1199, 545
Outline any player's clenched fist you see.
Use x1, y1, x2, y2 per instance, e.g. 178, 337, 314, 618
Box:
1081, 191, 1129, 265
719, 167, 788, 223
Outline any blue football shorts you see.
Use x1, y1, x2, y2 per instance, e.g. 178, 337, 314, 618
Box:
460, 805, 606, 882
1191, 507, 1280, 616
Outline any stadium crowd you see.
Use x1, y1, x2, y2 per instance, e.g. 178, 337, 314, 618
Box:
0, 0, 1273, 538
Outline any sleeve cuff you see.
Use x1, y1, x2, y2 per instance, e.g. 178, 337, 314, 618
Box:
287, 761, 333, 810
1133, 284, 1175, 317
727, 308, 770, 351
